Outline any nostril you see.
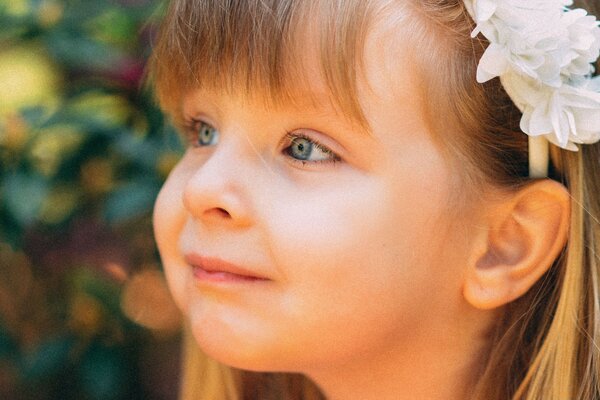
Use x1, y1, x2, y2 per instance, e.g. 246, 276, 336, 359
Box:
205, 207, 231, 219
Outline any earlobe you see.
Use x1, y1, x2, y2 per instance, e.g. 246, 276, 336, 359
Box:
463, 180, 571, 310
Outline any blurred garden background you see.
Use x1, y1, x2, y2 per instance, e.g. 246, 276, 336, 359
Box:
0, 0, 185, 398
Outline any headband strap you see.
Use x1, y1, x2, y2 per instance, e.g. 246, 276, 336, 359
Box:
463, 0, 600, 178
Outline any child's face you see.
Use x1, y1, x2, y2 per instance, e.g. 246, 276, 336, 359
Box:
154, 24, 486, 374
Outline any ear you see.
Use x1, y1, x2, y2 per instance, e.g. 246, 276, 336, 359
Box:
463, 180, 571, 310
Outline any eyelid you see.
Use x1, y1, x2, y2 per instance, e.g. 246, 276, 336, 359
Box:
181, 117, 218, 147
289, 128, 346, 155
283, 130, 343, 165
185, 116, 213, 131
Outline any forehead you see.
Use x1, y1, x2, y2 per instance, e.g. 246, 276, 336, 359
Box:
182, 24, 426, 129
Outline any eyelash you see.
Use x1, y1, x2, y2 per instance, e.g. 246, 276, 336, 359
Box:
282, 132, 341, 166
181, 118, 342, 165
182, 119, 213, 147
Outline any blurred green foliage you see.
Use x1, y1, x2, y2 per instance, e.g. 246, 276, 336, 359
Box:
0, 0, 183, 399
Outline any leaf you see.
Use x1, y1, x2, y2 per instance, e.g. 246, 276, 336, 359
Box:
0, 325, 18, 361
2, 172, 49, 226
18, 106, 48, 126
112, 134, 161, 170
102, 179, 159, 224
20, 336, 73, 382
79, 343, 129, 400
70, 267, 121, 317
44, 30, 124, 72
87, 8, 137, 46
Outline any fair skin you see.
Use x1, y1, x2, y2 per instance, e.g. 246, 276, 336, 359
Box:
153, 12, 571, 400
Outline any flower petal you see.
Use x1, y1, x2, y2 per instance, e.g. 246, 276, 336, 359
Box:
476, 0, 497, 21
477, 43, 509, 82
527, 103, 554, 135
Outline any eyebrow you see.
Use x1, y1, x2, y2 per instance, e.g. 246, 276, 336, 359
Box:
178, 84, 372, 138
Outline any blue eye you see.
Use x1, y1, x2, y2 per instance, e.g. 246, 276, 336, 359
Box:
288, 137, 313, 160
195, 121, 219, 147
284, 134, 340, 163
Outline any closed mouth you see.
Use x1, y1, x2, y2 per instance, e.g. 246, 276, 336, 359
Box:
184, 253, 270, 281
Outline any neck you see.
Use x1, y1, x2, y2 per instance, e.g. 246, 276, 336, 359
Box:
305, 308, 499, 400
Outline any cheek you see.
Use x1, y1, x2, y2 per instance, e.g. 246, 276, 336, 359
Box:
269, 171, 451, 288
261, 171, 462, 365
153, 166, 189, 314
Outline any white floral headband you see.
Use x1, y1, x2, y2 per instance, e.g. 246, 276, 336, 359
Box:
463, 0, 600, 177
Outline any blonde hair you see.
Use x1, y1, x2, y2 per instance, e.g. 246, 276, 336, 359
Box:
148, 0, 600, 398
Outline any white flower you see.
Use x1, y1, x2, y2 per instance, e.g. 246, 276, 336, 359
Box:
472, 1, 567, 86
464, 0, 600, 151
502, 72, 600, 150
561, 8, 600, 80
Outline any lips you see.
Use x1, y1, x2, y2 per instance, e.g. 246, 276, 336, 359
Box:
184, 253, 269, 282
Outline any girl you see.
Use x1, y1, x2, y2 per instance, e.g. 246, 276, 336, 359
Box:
149, 0, 600, 399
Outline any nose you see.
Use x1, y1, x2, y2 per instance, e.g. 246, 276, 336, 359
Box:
182, 142, 253, 228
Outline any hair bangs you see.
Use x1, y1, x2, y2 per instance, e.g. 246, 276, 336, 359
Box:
148, 0, 376, 129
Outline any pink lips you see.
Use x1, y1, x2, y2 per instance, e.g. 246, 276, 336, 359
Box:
184, 253, 269, 283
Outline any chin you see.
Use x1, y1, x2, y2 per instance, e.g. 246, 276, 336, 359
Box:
189, 325, 297, 373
